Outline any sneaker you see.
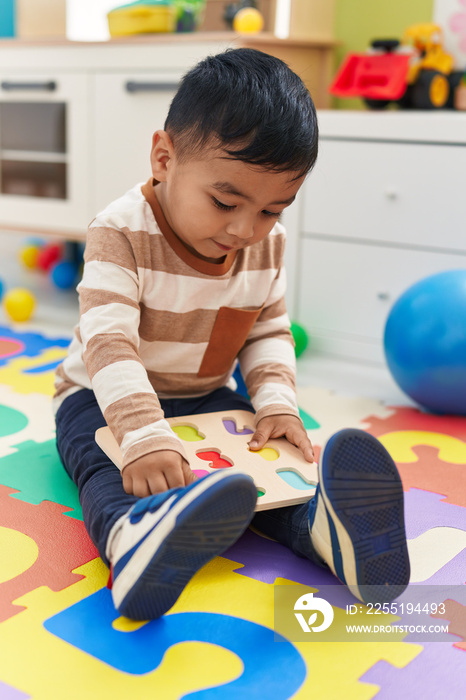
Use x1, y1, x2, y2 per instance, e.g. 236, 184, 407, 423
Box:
309, 428, 410, 603
107, 470, 257, 620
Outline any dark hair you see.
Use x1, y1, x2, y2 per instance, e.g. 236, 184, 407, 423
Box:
164, 48, 318, 178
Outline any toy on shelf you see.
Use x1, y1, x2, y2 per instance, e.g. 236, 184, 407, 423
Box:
3, 288, 36, 323
454, 73, 466, 109
107, 0, 205, 36
384, 269, 466, 416
108, 0, 178, 36
330, 23, 463, 110
233, 6, 264, 34
174, 0, 205, 32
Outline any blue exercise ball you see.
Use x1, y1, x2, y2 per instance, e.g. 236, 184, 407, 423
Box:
384, 269, 466, 415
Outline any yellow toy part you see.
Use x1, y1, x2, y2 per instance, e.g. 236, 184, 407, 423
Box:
403, 23, 455, 83
108, 1, 177, 37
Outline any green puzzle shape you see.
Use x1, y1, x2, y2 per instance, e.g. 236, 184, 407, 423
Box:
299, 407, 320, 430
0, 439, 82, 520
0, 404, 29, 438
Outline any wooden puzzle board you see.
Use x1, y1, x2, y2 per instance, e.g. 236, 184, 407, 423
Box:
95, 410, 318, 511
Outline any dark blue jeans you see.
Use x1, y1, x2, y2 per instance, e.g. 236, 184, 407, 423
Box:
55, 387, 318, 567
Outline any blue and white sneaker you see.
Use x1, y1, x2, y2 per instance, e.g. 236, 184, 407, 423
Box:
106, 470, 257, 620
309, 428, 410, 603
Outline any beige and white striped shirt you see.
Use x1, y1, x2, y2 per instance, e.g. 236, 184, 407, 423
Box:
54, 179, 299, 469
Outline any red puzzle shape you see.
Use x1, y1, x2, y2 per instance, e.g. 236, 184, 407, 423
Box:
0, 484, 98, 621
196, 450, 233, 469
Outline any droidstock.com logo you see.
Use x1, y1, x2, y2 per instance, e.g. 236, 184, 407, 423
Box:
294, 592, 334, 633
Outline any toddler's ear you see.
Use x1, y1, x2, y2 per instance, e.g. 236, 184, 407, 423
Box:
150, 130, 174, 181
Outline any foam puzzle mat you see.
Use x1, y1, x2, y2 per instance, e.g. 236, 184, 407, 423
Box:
0, 324, 465, 699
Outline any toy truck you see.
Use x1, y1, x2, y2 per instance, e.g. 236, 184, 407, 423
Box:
330, 23, 462, 109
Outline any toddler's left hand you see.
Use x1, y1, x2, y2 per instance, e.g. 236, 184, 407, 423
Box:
248, 414, 314, 463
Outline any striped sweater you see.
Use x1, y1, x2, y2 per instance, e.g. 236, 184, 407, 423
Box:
54, 179, 299, 469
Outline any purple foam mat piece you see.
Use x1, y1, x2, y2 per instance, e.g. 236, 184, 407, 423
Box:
404, 488, 466, 539
360, 643, 466, 700
0, 681, 30, 699
225, 528, 361, 610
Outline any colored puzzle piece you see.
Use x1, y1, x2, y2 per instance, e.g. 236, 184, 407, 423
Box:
0, 405, 28, 438
222, 418, 253, 436
196, 450, 233, 469
408, 527, 466, 584
0, 326, 69, 367
432, 599, 466, 651
404, 489, 466, 539
45, 588, 307, 690
0, 440, 82, 519
172, 425, 205, 441
296, 386, 394, 447
364, 407, 466, 508
0, 337, 25, 362
0, 681, 30, 699
360, 644, 466, 700
0, 348, 68, 395
0, 484, 97, 621
0, 387, 56, 459
222, 418, 254, 435
0, 553, 419, 700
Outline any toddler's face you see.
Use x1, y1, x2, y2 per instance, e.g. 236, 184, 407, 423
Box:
155, 143, 304, 263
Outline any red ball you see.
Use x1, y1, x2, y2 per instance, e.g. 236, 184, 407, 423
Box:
37, 244, 62, 272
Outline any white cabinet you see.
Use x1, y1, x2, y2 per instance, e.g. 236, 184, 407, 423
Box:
291, 111, 466, 363
0, 72, 89, 234
0, 37, 231, 239
92, 71, 182, 213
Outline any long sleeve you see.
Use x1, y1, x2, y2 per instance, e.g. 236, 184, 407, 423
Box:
76, 212, 188, 470
238, 265, 299, 423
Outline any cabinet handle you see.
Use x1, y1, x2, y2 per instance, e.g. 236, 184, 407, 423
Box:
1, 80, 57, 91
125, 80, 179, 93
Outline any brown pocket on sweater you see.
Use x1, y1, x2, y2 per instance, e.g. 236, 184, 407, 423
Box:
198, 306, 263, 378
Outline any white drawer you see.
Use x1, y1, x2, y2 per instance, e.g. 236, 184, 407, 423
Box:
296, 236, 466, 362
302, 139, 466, 252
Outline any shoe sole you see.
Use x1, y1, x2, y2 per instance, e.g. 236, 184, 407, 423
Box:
114, 471, 257, 620
319, 429, 410, 603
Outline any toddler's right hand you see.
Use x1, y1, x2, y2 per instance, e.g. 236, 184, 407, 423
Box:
122, 450, 197, 497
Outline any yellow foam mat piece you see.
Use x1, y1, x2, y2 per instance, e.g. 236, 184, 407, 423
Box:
0, 557, 420, 699
0, 348, 68, 396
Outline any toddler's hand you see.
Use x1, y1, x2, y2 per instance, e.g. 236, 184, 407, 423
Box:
248, 414, 314, 463
122, 450, 196, 497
